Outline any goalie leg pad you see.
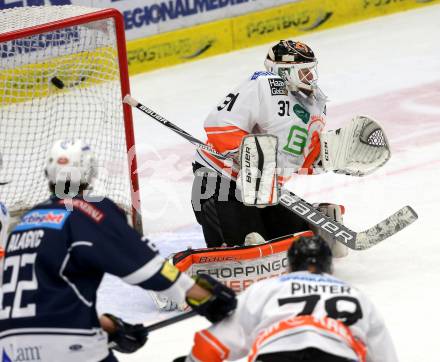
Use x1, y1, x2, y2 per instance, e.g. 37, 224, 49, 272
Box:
238, 134, 279, 206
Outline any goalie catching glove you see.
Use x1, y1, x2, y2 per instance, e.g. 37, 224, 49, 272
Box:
186, 274, 237, 323
104, 313, 148, 354
319, 115, 391, 176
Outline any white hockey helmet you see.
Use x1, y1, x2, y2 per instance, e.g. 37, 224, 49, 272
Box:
45, 139, 97, 187
264, 40, 318, 93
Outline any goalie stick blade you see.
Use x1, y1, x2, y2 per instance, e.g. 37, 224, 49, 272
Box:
354, 206, 418, 250
279, 190, 418, 251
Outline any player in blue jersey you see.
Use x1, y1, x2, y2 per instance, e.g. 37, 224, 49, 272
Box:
0, 140, 236, 362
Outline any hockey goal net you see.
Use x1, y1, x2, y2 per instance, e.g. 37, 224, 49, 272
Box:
0, 6, 142, 230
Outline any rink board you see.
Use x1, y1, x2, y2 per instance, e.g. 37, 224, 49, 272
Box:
126, 0, 440, 74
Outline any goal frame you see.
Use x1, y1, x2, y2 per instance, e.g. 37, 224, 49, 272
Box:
0, 8, 143, 232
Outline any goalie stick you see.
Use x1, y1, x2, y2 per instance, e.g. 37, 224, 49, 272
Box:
124, 95, 418, 250
124, 95, 229, 161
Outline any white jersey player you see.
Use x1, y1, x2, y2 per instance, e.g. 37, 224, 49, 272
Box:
192, 40, 329, 249
191, 40, 390, 251
195, 40, 326, 182
182, 235, 398, 362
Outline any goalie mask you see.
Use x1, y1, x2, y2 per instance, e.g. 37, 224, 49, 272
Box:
45, 139, 97, 189
264, 40, 318, 93
288, 235, 333, 274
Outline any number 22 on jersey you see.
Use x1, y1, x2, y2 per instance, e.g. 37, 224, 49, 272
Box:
0, 253, 38, 319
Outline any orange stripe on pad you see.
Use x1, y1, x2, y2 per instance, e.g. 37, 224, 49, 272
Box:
174, 231, 314, 272
302, 130, 321, 173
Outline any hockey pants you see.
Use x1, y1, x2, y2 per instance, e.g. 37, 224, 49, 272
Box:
192, 162, 309, 248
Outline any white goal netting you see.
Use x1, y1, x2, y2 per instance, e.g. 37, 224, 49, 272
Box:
0, 6, 136, 218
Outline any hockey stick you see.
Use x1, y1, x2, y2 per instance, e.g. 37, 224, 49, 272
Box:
139, 310, 197, 336
124, 95, 229, 161
124, 95, 418, 250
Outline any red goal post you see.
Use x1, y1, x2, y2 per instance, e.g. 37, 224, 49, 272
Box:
0, 6, 142, 231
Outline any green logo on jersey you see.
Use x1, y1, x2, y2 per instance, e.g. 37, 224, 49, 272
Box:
293, 104, 310, 124
283, 126, 308, 156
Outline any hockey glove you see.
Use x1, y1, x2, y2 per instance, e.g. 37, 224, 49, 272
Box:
104, 313, 148, 354
186, 274, 237, 323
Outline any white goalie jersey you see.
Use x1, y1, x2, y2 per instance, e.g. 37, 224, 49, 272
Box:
195, 71, 327, 183
186, 271, 398, 362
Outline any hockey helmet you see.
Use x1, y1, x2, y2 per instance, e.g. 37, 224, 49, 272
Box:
45, 139, 97, 188
264, 40, 318, 93
287, 235, 333, 274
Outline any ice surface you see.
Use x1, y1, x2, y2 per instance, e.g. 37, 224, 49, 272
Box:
97, 6, 440, 361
